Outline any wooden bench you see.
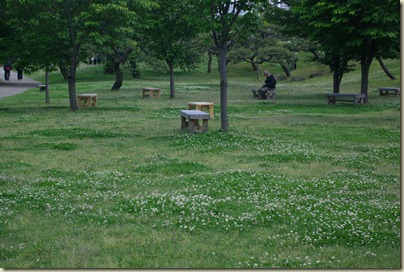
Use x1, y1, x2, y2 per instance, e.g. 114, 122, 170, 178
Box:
77, 93, 97, 108
188, 102, 214, 119
142, 87, 160, 98
251, 88, 276, 100
325, 93, 366, 105
378, 87, 400, 96
180, 110, 210, 133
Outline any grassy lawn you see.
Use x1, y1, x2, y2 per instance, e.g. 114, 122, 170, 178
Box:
0, 58, 400, 268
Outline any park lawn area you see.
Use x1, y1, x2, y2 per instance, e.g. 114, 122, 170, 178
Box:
0, 58, 400, 268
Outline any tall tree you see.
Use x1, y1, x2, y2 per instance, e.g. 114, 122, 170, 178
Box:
5, 0, 150, 109
229, 23, 300, 78
200, 0, 267, 131
276, 0, 400, 98
346, 0, 400, 101
5, 0, 95, 111
84, 0, 152, 90
139, 0, 204, 98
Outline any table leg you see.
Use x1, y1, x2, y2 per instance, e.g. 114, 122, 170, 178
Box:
202, 119, 208, 132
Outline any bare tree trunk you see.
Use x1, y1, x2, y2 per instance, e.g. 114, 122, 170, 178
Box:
111, 47, 133, 91
168, 60, 175, 98
111, 64, 123, 90
218, 44, 228, 132
333, 70, 341, 93
376, 56, 396, 80
207, 50, 212, 74
67, 45, 78, 111
45, 69, 50, 104
66, 10, 78, 112
331, 54, 344, 94
250, 58, 258, 71
280, 64, 291, 77
360, 42, 377, 104
59, 66, 68, 80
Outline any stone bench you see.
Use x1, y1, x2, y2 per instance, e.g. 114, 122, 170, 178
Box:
378, 87, 400, 96
180, 110, 210, 133
325, 93, 366, 105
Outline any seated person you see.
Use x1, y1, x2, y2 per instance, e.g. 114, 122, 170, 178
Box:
258, 70, 276, 99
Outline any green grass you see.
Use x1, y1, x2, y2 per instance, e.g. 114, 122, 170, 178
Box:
0, 57, 400, 268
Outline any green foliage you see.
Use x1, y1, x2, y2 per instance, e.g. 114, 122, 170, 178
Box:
139, 0, 204, 68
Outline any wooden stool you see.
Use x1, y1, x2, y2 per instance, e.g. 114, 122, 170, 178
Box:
187, 102, 214, 119
180, 110, 210, 133
78, 93, 97, 108
142, 87, 161, 98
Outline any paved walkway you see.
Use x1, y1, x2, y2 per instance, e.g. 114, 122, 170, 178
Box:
0, 68, 41, 99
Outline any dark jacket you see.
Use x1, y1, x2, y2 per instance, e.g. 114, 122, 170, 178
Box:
263, 74, 276, 89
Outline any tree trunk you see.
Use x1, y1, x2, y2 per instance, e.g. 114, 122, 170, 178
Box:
111, 61, 124, 90
59, 66, 68, 80
111, 47, 133, 91
129, 60, 140, 78
68, 70, 77, 112
68, 64, 78, 112
360, 61, 371, 103
66, 12, 78, 112
168, 60, 175, 98
45, 69, 50, 104
280, 64, 291, 77
332, 71, 341, 93
360, 42, 377, 103
218, 44, 229, 132
250, 58, 258, 71
376, 56, 396, 80
67, 46, 78, 112
332, 54, 343, 93
207, 50, 212, 74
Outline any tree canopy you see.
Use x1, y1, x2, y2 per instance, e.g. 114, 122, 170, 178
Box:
0, 0, 400, 113
139, 0, 204, 98
277, 0, 400, 96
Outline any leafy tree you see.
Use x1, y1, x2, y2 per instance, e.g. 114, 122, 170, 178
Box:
84, 0, 152, 90
0, 8, 12, 64
229, 23, 299, 78
346, 0, 400, 99
5, 0, 150, 109
5, 0, 97, 111
138, 0, 204, 98
276, 0, 400, 98
199, 0, 268, 131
